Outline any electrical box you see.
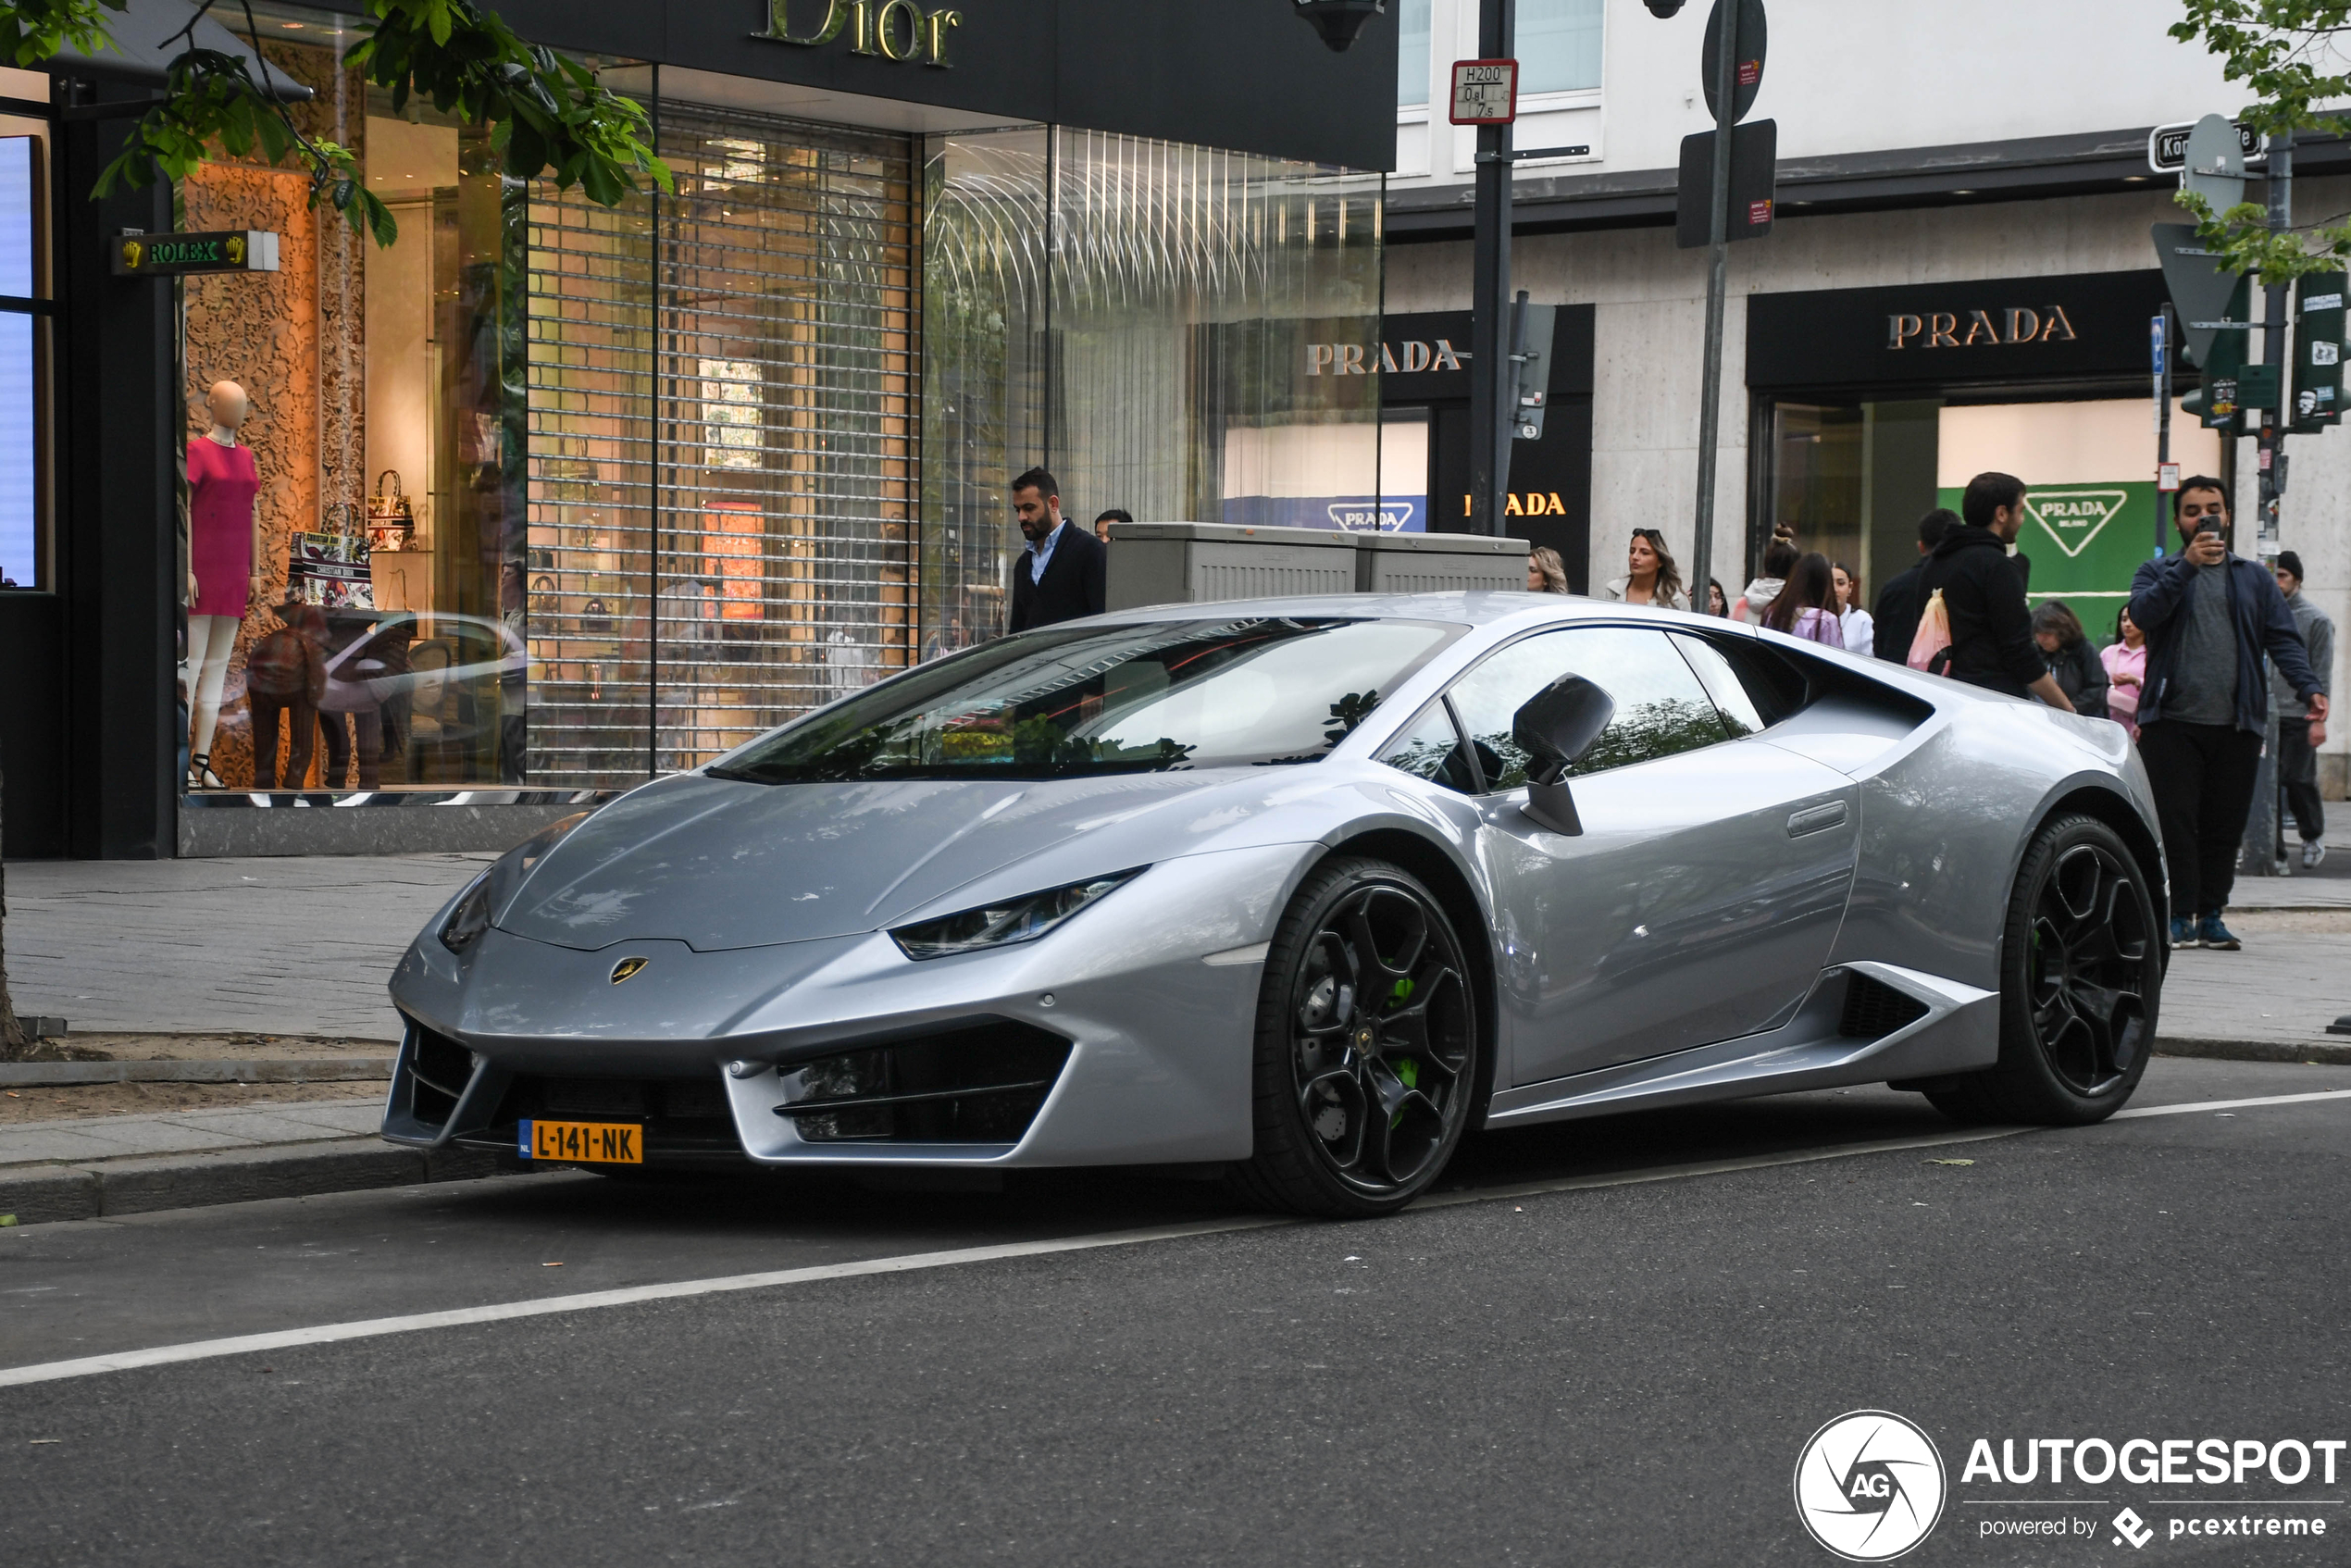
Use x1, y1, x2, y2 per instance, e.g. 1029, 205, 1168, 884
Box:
1103, 523, 1359, 610
1353, 530, 1530, 593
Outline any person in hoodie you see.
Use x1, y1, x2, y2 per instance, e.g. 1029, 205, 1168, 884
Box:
2128, 478, 2327, 951
1916, 471, 2074, 712
1734, 534, 1799, 625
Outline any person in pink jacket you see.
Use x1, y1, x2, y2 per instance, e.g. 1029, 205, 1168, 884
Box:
1760, 553, 1847, 646
2101, 604, 2148, 740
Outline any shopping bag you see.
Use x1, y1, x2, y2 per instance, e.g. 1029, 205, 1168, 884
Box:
290, 503, 377, 612
1906, 588, 1953, 675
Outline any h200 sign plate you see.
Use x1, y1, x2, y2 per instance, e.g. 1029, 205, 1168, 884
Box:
1450, 59, 1517, 125
518, 1118, 642, 1164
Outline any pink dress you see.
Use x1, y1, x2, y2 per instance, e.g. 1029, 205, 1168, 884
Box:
2101, 641, 2147, 739
188, 438, 260, 616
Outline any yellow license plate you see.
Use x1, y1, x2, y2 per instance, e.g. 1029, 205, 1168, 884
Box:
518, 1118, 642, 1164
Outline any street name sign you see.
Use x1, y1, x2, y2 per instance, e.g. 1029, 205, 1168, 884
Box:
2148, 118, 2262, 174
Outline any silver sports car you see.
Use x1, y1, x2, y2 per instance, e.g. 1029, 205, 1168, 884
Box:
384, 593, 2167, 1216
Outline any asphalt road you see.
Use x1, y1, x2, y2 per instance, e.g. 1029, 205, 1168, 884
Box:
3, 1056, 2348, 1567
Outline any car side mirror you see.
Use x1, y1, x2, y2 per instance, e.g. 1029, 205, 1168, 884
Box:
1511, 674, 1614, 836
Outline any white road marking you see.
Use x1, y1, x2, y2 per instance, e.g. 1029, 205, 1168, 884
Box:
2111, 1088, 2351, 1119
1, 1086, 2341, 1389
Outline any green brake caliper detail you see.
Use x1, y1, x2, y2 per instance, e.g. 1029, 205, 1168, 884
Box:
1391, 1057, 1418, 1127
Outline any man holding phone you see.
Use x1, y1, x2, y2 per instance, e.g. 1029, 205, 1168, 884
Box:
2128, 479, 2330, 950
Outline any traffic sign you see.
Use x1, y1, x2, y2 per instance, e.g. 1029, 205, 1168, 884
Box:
2153, 221, 2249, 369
2148, 118, 2262, 174
1675, 119, 1776, 248
1699, 0, 1767, 122
1450, 59, 1517, 125
2180, 114, 2249, 213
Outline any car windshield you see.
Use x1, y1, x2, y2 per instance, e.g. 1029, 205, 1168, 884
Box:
708, 617, 1461, 783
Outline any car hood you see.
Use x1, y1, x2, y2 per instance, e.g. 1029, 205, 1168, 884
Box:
491, 768, 1332, 952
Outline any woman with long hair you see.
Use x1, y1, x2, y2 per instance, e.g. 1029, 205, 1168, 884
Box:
1705, 579, 1728, 617
1760, 552, 1844, 645
1604, 528, 1687, 610
2102, 604, 2147, 739
2033, 600, 2108, 720
1832, 561, 1873, 656
1524, 545, 1571, 593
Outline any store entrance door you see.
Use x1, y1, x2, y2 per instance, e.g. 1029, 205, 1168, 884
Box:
1764, 396, 2222, 647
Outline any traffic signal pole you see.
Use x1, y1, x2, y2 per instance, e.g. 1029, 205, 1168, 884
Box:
1467, 0, 1515, 538
2242, 129, 2295, 877
1688, 0, 1740, 606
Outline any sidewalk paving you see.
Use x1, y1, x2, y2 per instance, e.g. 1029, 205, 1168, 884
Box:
5, 852, 489, 1040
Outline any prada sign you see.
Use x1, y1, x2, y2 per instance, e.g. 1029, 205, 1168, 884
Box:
1747, 271, 2174, 391
755, 0, 962, 64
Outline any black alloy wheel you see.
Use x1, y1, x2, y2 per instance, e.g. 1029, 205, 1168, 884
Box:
1232, 857, 1480, 1217
1923, 815, 2160, 1126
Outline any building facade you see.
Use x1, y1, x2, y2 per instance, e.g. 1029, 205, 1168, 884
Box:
1382, 0, 2346, 792
0, 0, 1399, 858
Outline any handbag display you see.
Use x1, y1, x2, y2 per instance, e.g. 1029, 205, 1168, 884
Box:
290, 502, 377, 612
367, 468, 416, 551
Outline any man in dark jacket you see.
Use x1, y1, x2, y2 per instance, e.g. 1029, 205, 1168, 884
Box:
1872, 507, 1958, 664
1916, 472, 2075, 710
1005, 467, 1106, 633
2129, 478, 2330, 950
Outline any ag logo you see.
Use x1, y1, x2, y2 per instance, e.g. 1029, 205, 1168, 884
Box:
2021, 489, 2130, 559
1794, 1410, 1947, 1561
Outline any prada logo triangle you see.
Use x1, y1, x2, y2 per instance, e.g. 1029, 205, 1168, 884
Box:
2021, 489, 2131, 558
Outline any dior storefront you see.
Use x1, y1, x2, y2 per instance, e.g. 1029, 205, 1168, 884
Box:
0, 0, 1397, 858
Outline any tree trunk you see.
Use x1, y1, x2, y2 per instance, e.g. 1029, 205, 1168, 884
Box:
0, 762, 27, 1060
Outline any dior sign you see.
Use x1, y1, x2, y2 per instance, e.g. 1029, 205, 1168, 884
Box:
1887, 305, 2080, 351
755, 0, 963, 65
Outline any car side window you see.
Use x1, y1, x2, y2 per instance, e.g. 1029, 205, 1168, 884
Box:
1448, 626, 1733, 789
1378, 700, 1480, 794
1670, 633, 1766, 737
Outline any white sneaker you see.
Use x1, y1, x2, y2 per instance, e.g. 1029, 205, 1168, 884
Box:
2305, 840, 2329, 870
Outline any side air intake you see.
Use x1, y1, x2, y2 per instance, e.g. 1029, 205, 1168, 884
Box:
1839, 973, 1931, 1039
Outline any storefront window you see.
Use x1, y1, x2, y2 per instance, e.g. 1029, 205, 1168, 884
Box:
921, 127, 1382, 658
1764, 396, 2221, 642
0, 116, 44, 590
176, 13, 1378, 795
1518, 0, 1605, 96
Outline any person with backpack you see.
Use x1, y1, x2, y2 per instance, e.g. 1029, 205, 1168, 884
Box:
1872, 508, 1957, 665
1910, 472, 2073, 713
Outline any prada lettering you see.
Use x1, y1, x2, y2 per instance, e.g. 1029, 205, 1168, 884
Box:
1458, 492, 1569, 516
1307, 339, 1468, 375
1886, 306, 2079, 351
755, 0, 962, 66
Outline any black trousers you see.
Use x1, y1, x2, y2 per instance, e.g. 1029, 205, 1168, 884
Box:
2278, 717, 2325, 843
2137, 720, 2265, 917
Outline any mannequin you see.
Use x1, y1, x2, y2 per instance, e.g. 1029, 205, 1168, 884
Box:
184, 380, 263, 789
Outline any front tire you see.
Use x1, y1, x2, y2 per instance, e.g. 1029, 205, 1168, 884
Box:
1228, 857, 1481, 1218
1924, 814, 2159, 1126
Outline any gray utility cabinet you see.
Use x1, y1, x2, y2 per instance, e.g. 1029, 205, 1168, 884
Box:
1352, 529, 1526, 593
1104, 522, 1526, 609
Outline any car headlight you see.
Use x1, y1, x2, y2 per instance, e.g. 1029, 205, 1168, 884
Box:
889, 869, 1144, 961
439, 810, 594, 953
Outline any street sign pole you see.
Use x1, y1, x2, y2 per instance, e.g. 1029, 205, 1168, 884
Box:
1466, 0, 1516, 538
1688, 0, 1740, 606
2243, 129, 2294, 879
2154, 305, 2176, 557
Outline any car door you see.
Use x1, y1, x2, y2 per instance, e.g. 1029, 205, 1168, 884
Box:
1438, 625, 1860, 1087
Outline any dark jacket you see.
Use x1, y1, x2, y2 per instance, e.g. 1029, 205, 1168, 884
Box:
1007, 520, 1106, 633
2043, 638, 2108, 721
1872, 562, 1927, 665
1917, 526, 2045, 697
2127, 550, 2322, 733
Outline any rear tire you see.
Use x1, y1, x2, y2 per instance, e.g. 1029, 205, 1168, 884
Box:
1923, 814, 2159, 1126
1227, 857, 1480, 1218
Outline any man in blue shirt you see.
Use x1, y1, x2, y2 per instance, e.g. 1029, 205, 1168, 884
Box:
2127, 479, 2329, 950
1006, 467, 1106, 633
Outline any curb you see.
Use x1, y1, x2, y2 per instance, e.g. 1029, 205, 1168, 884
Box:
2156, 1037, 2351, 1066
0, 1060, 395, 1088
0, 1140, 504, 1226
